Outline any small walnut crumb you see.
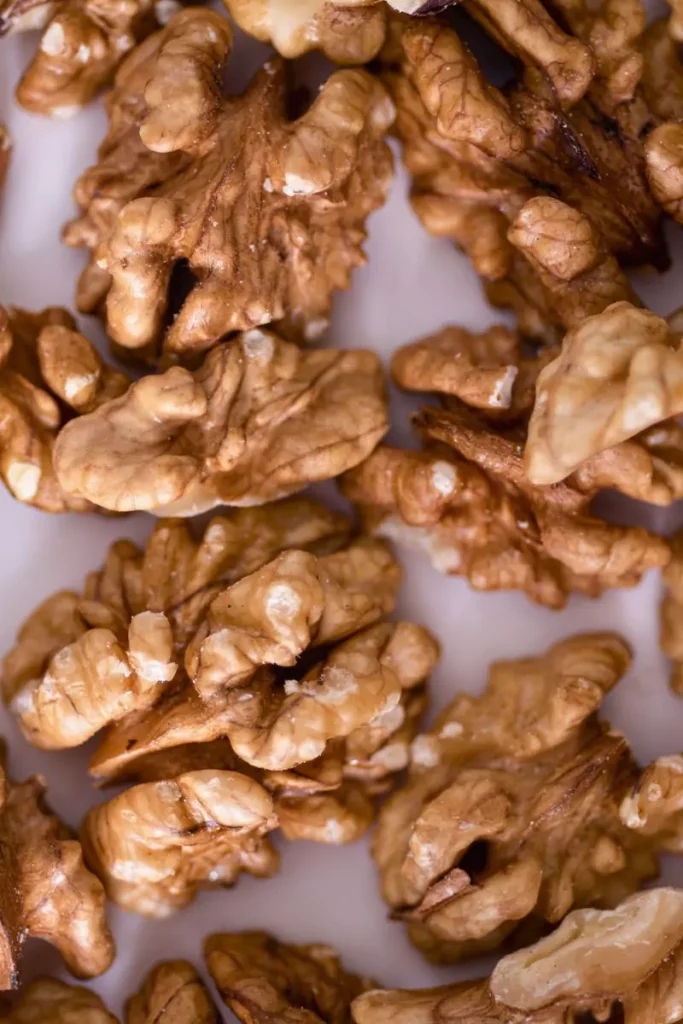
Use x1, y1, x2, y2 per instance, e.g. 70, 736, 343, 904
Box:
525, 302, 683, 486
0, 744, 114, 989
53, 331, 387, 514
205, 931, 372, 1024
81, 769, 279, 916
0, 306, 128, 512
126, 960, 218, 1024
372, 632, 663, 962
1, 977, 117, 1022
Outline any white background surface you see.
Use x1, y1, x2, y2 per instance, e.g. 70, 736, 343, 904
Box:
4, 6, 683, 1017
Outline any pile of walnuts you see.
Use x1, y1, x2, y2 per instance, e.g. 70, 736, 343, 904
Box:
5, 0, 683, 1020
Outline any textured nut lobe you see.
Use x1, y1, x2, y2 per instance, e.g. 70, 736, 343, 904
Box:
126, 960, 218, 1024
1, 977, 118, 1022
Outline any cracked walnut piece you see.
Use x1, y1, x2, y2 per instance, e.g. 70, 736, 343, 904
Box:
0, 306, 127, 511
2, 498, 353, 751
205, 930, 372, 1024
81, 769, 278, 916
88, 7, 394, 359
1, 977, 118, 1023
662, 531, 683, 695
52, 328, 387, 515
0, 745, 114, 990
525, 302, 683, 486
372, 632, 660, 962
351, 888, 683, 1024
341, 405, 670, 609
127, 961, 218, 1024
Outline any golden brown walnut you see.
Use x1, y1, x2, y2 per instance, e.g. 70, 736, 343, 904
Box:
126, 961, 218, 1024
619, 753, 683, 852
205, 931, 372, 1024
663, 531, 683, 695
0, 306, 128, 511
82, 8, 394, 359
382, 9, 665, 343
223, 0, 388, 62
2, 498, 352, 750
351, 888, 683, 1024
0, 746, 114, 989
341, 406, 670, 609
81, 768, 279, 916
53, 329, 388, 515
1, 977, 118, 1023
372, 632, 661, 963
646, 122, 683, 224
641, 19, 683, 123
7, 0, 184, 118
0, 126, 9, 190
525, 302, 683, 486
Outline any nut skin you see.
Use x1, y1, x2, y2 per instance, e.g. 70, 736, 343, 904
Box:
53, 330, 388, 515
371, 632, 663, 962
0, 306, 128, 512
350, 888, 683, 1024
0, 744, 114, 990
126, 961, 218, 1024
1, 977, 118, 1023
204, 931, 373, 1024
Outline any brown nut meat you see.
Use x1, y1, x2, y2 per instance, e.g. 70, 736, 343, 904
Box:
12, 0, 184, 118
2, 977, 118, 1023
53, 329, 388, 515
0, 306, 128, 511
341, 406, 670, 609
85, 8, 393, 359
352, 888, 683, 1024
0, 125, 9, 189
81, 769, 278, 916
662, 531, 683, 695
525, 302, 683, 487
0, 746, 114, 989
619, 753, 683, 851
2, 498, 352, 750
223, 0, 388, 63
372, 632, 660, 962
646, 121, 683, 225
205, 931, 372, 1024
126, 961, 218, 1024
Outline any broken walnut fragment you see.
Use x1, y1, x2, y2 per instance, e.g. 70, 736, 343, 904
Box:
526, 302, 683, 487
1, 977, 118, 1023
0, 305, 127, 511
81, 769, 278, 916
662, 531, 683, 695
351, 888, 683, 1024
127, 961, 218, 1024
53, 329, 387, 515
2, 498, 351, 750
372, 632, 661, 962
0, 125, 9, 190
341, 406, 670, 609
85, 7, 394, 358
205, 930, 372, 1024
0, 746, 114, 990
223, 0, 389, 63
7, 0, 185, 118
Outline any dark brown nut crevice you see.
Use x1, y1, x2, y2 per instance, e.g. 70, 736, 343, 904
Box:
0, 305, 128, 512
371, 632, 663, 963
0, 745, 114, 990
205, 931, 372, 1024
52, 329, 388, 515
66, 7, 395, 361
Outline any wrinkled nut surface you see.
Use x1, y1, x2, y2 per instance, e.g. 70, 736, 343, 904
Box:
205, 931, 372, 1024
53, 329, 387, 515
14, 0, 178, 118
372, 632, 661, 962
2, 498, 351, 750
88, 8, 394, 358
0, 746, 114, 989
223, 0, 388, 62
526, 302, 683, 486
662, 531, 683, 695
127, 960, 218, 1024
351, 888, 683, 1024
0, 305, 128, 512
342, 406, 670, 609
619, 753, 683, 852
646, 121, 683, 224
81, 769, 278, 917
1, 977, 118, 1023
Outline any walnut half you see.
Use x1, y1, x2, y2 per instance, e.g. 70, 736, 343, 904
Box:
126, 961, 218, 1024
1, 977, 118, 1023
